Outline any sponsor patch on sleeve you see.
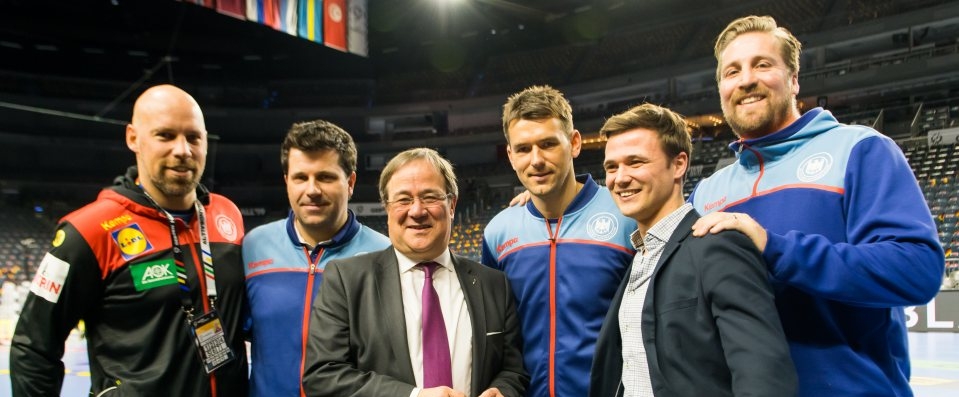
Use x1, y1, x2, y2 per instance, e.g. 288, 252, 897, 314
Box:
30, 253, 71, 303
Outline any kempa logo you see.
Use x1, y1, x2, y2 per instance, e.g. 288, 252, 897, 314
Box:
130, 259, 178, 292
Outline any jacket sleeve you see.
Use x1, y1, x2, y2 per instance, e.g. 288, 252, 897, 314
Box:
10, 222, 102, 396
486, 273, 529, 397
763, 136, 944, 307
301, 261, 416, 397
480, 236, 500, 269
702, 232, 798, 397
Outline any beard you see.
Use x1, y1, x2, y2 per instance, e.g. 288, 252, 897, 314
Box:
151, 163, 201, 198
723, 91, 796, 139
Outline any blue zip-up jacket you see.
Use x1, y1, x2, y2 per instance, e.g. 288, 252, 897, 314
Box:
481, 174, 636, 397
243, 210, 390, 397
689, 108, 944, 397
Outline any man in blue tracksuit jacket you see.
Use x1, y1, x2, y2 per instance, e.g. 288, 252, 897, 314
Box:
483, 85, 636, 397
243, 120, 390, 397
690, 16, 944, 397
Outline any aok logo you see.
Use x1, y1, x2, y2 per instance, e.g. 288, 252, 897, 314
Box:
130, 259, 178, 291
142, 263, 174, 284
111, 224, 154, 260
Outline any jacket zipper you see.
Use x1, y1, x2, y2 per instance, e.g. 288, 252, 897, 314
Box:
300, 246, 324, 397
545, 216, 563, 397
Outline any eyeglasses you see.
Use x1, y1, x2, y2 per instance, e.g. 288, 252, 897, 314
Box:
386, 193, 453, 210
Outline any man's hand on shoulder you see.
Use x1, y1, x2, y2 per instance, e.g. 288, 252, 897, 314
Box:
509, 190, 531, 207
691, 211, 768, 252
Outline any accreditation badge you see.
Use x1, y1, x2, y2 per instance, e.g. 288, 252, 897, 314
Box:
189, 310, 235, 374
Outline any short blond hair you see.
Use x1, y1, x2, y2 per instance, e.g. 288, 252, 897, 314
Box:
714, 15, 802, 82
501, 85, 574, 143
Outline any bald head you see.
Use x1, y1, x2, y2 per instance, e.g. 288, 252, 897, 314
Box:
131, 84, 205, 129
126, 84, 208, 210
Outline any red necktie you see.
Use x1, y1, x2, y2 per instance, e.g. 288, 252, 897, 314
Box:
420, 261, 453, 388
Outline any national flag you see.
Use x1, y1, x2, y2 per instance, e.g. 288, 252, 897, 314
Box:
246, 0, 282, 30
183, 0, 215, 7
298, 0, 323, 43
324, 0, 347, 52
278, 0, 298, 36
217, 0, 246, 19
347, 0, 368, 56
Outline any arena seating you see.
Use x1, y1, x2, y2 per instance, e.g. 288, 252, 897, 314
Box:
1, 135, 956, 286
0, 207, 57, 283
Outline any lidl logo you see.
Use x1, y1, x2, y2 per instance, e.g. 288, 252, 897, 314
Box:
111, 224, 154, 260
130, 259, 178, 291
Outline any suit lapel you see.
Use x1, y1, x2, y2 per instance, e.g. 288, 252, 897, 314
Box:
373, 248, 416, 383
643, 211, 698, 375
649, 211, 698, 280
452, 255, 486, 396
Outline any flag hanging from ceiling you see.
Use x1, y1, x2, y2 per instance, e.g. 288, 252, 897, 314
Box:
216, 0, 246, 19
347, 0, 368, 57
184, 0, 214, 7
278, 0, 298, 36
246, 0, 281, 30
297, 0, 323, 43
324, 0, 348, 52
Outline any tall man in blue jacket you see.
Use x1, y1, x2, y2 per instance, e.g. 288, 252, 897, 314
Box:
482, 85, 636, 397
689, 15, 944, 397
242, 119, 390, 397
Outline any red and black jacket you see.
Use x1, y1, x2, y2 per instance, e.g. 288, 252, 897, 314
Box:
11, 168, 248, 397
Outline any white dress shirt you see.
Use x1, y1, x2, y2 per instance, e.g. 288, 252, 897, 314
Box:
619, 203, 692, 397
396, 249, 473, 397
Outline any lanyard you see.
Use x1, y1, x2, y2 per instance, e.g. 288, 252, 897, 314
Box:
141, 190, 218, 316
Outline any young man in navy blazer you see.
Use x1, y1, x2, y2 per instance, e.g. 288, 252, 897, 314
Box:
590, 104, 796, 397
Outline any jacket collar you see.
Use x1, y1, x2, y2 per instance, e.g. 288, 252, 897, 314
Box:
525, 173, 599, 219
100, 165, 211, 220
729, 107, 838, 168
284, 208, 362, 249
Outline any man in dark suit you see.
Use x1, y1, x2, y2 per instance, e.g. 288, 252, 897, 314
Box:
302, 148, 528, 397
590, 104, 796, 397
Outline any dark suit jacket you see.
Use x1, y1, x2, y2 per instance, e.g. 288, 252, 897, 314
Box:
590, 211, 797, 397
302, 247, 528, 397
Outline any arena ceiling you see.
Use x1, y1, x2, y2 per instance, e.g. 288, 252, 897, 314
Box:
1, 0, 958, 142
0, 0, 740, 85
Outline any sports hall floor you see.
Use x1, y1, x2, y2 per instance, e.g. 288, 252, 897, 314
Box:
0, 331, 956, 396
